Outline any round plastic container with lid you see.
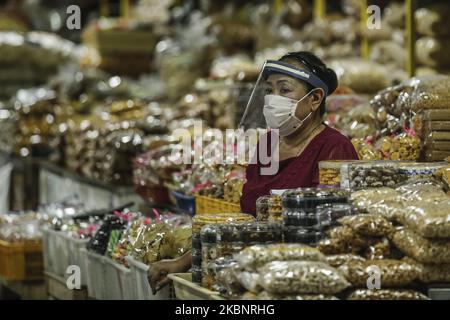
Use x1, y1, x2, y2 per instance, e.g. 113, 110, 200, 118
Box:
281, 188, 349, 210
283, 227, 325, 246
315, 203, 353, 227
192, 269, 202, 284
192, 233, 202, 250
200, 225, 219, 244
192, 252, 202, 269
217, 223, 245, 243
241, 222, 283, 244
282, 210, 317, 228
217, 242, 245, 257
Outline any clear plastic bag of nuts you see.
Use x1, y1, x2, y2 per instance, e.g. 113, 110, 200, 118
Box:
234, 244, 327, 271
338, 259, 420, 287
398, 200, 450, 238
258, 261, 350, 295
347, 289, 429, 300
391, 228, 450, 264
325, 254, 366, 268
403, 257, 450, 284
338, 214, 394, 237
410, 75, 450, 111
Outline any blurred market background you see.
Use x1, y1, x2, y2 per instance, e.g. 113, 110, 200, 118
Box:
0, 0, 450, 301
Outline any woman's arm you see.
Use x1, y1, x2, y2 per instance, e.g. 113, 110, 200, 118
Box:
147, 251, 192, 294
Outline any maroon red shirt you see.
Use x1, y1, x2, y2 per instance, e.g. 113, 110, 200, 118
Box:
240, 126, 359, 215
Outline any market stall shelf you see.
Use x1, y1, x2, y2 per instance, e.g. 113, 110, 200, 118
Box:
45, 271, 88, 300
83, 249, 107, 300
168, 273, 222, 300
39, 161, 143, 211
0, 277, 46, 300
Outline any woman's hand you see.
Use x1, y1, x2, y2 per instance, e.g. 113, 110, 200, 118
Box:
148, 252, 192, 295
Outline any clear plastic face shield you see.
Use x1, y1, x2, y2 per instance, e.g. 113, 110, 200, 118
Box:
238, 60, 329, 133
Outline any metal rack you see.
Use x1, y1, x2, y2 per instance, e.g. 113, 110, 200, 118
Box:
100, 0, 130, 18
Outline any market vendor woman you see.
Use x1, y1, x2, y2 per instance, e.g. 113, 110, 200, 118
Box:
148, 51, 358, 293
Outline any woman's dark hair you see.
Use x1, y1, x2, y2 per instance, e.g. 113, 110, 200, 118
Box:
279, 51, 338, 115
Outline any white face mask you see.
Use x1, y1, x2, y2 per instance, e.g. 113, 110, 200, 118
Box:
263, 91, 314, 137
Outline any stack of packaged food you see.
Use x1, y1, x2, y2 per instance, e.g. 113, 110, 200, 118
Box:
192, 213, 254, 284
415, 4, 450, 74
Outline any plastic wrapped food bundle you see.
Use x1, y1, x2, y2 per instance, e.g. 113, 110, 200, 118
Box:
251, 291, 339, 300
416, 37, 450, 68
339, 214, 394, 237
410, 75, 450, 111
259, 261, 350, 295
205, 257, 239, 291
350, 139, 380, 160
403, 257, 450, 284
397, 200, 450, 238
347, 289, 429, 300
235, 271, 262, 293
376, 133, 421, 161
351, 187, 399, 208
325, 254, 366, 268
0, 212, 44, 243
364, 237, 392, 260
327, 226, 368, 248
215, 263, 246, 298
256, 196, 270, 221
329, 59, 389, 94
396, 181, 448, 205
413, 119, 450, 139
391, 228, 450, 264
370, 41, 406, 69
234, 244, 327, 272
315, 204, 354, 228
366, 200, 404, 222
317, 223, 386, 255
415, 5, 450, 37
339, 259, 420, 287
131, 221, 192, 265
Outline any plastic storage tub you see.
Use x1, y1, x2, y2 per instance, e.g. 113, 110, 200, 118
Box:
42, 228, 70, 277
83, 249, 106, 300
104, 257, 133, 300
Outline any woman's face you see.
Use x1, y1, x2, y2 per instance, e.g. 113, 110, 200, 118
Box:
265, 73, 313, 122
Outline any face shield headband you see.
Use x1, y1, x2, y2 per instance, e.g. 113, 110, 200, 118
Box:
262, 60, 329, 95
